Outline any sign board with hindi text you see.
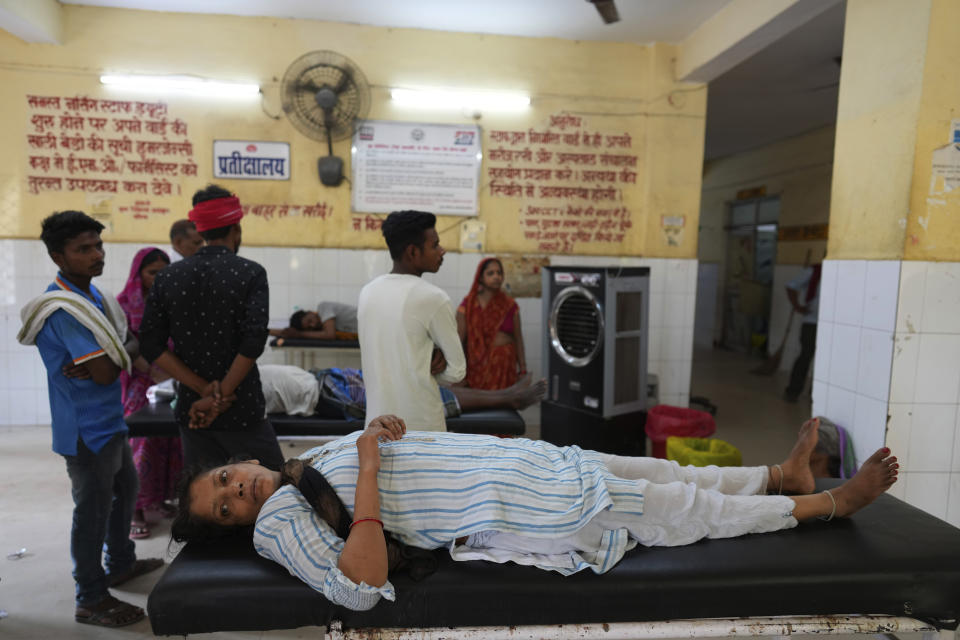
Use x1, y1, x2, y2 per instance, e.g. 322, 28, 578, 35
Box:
351, 120, 481, 215
213, 140, 290, 180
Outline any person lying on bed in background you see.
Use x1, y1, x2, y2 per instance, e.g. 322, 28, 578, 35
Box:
257, 363, 546, 420
171, 416, 899, 612
269, 302, 358, 341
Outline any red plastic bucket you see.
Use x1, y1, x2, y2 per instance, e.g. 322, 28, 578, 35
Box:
644, 405, 717, 458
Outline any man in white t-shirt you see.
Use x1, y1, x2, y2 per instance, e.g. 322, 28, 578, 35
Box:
358, 210, 465, 430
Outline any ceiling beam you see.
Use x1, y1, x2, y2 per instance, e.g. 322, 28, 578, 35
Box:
0, 0, 62, 44
677, 0, 841, 83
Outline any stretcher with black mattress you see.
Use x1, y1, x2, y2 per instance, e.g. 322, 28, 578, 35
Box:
146, 480, 960, 637
124, 400, 526, 438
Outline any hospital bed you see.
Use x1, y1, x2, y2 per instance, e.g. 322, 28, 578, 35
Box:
125, 399, 526, 438
146, 480, 960, 637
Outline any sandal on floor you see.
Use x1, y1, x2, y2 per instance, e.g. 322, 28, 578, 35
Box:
129, 521, 150, 540
75, 595, 144, 627
156, 502, 178, 519
107, 557, 164, 588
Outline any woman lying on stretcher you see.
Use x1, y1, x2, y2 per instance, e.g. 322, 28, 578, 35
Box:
171, 416, 898, 612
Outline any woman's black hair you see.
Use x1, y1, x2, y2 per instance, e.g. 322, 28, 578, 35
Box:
381, 210, 436, 260
139, 249, 170, 273
40, 210, 104, 254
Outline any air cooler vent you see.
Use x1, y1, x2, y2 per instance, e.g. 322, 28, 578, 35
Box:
549, 286, 604, 367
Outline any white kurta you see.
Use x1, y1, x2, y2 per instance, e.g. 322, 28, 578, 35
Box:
357, 274, 465, 430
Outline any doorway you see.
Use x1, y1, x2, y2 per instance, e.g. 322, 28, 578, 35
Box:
719, 196, 780, 354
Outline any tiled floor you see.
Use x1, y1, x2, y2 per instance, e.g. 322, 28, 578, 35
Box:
0, 348, 930, 639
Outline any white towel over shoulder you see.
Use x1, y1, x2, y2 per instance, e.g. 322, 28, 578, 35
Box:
17, 289, 132, 372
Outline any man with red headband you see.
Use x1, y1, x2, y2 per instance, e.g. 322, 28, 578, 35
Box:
140, 184, 283, 471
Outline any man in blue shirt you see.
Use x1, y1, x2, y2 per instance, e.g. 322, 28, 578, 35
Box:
32, 211, 162, 627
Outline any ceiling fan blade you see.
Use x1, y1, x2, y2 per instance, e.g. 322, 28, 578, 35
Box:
588, 0, 620, 24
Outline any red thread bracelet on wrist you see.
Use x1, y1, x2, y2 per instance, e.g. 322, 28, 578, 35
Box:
350, 518, 384, 529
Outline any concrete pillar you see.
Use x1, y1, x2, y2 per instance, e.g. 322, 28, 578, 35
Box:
816, 0, 960, 525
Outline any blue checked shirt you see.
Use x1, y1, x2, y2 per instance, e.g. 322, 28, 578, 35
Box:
254, 431, 645, 611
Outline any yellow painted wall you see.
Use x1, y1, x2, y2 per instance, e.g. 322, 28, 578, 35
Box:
0, 5, 706, 257
826, 0, 931, 260
903, 0, 960, 261
699, 126, 834, 265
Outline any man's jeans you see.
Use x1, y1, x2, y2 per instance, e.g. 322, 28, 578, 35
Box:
62, 432, 138, 606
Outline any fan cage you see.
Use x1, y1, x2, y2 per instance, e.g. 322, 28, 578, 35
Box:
549, 286, 604, 367
280, 50, 370, 142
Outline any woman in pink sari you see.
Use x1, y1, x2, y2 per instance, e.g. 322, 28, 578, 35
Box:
117, 247, 181, 539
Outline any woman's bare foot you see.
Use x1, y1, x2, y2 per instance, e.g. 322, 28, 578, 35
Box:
508, 375, 547, 409
772, 417, 819, 495
829, 448, 898, 517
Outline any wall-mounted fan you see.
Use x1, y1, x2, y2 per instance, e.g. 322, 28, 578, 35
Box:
281, 50, 370, 186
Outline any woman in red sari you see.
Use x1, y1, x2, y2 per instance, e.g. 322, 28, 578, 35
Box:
456, 258, 527, 390
117, 247, 181, 539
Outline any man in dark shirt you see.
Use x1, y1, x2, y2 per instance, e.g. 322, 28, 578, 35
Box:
140, 184, 283, 470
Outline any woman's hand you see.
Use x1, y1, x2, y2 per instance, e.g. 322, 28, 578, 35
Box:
132, 355, 152, 374
357, 415, 406, 473
368, 414, 406, 440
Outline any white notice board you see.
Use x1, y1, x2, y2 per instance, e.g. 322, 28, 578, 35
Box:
351, 120, 481, 215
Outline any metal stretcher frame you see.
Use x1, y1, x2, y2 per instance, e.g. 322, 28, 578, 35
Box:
146, 482, 960, 636
327, 615, 940, 640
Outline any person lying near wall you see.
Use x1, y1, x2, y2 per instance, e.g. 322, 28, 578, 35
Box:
257, 363, 546, 421
809, 417, 859, 479
171, 416, 899, 612
268, 302, 358, 341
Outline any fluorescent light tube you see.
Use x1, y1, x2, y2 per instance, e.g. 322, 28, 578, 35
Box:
391, 88, 529, 111
99, 74, 260, 98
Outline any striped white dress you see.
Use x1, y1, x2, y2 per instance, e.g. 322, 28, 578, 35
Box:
253, 431, 646, 611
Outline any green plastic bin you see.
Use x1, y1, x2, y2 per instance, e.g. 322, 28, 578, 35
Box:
666, 436, 742, 467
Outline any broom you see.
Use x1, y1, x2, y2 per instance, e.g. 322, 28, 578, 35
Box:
751, 308, 793, 375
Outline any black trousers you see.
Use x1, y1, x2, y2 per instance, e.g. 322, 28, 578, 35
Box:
179, 418, 284, 471
786, 322, 818, 397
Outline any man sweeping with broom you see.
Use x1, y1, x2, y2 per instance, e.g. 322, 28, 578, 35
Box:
783, 263, 821, 403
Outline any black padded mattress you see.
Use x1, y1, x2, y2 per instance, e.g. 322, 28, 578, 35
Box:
147, 481, 960, 635
125, 401, 526, 437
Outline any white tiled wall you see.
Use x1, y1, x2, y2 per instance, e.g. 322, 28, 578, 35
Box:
814, 258, 960, 527
1, 239, 697, 429
812, 259, 900, 467
886, 261, 960, 526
